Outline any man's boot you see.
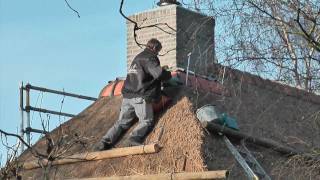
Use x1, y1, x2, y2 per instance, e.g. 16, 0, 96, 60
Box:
94, 141, 113, 151
123, 137, 143, 147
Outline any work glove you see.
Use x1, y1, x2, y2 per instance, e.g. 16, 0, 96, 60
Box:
163, 76, 183, 87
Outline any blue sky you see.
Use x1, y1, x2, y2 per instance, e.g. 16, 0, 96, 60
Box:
0, 0, 155, 165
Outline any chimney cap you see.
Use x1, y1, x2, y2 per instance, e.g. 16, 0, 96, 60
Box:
157, 0, 181, 6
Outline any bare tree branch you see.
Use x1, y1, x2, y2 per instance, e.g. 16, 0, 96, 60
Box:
119, 0, 176, 48
64, 0, 80, 18
295, 8, 320, 52
0, 129, 47, 159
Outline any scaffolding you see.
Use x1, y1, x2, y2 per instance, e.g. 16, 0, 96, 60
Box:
19, 82, 97, 153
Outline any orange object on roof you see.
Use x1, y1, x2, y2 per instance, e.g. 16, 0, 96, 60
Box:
99, 78, 125, 98
99, 78, 171, 113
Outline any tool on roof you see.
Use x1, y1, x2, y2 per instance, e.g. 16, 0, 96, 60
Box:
196, 105, 271, 180
203, 121, 301, 156
196, 104, 239, 130
163, 76, 183, 87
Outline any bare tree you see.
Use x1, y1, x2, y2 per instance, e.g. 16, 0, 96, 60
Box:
0, 137, 21, 180
0, 91, 89, 179
182, 0, 320, 92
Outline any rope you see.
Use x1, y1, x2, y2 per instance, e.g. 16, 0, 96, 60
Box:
142, 144, 146, 154
170, 172, 174, 180
221, 66, 226, 85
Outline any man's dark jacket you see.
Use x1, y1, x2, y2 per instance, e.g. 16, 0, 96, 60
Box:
122, 48, 171, 102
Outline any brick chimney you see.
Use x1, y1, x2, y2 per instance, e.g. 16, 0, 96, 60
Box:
126, 3, 215, 76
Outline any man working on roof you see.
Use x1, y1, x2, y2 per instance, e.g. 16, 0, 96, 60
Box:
96, 38, 171, 151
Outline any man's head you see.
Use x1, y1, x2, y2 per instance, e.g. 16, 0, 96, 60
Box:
146, 38, 162, 55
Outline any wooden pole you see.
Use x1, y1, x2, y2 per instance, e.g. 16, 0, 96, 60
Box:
203, 121, 301, 156
23, 144, 161, 170
68, 170, 228, 180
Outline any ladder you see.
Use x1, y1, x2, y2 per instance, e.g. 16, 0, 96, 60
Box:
223, 136, 272, 180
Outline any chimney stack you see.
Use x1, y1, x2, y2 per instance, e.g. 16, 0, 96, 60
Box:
127, 4, 215, 76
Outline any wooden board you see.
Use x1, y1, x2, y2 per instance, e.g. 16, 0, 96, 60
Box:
68, 170, 228, 180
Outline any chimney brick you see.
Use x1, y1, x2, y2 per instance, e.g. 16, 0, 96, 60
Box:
127, 5, 215, 76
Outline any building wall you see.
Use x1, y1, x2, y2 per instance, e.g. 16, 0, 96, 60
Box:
176, 7, 215, 76
126, 5, 177, 69
126, 5, 215, 76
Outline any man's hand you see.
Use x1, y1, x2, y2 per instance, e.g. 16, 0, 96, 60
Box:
162, 65, 169, 70
159, 68, 172, 81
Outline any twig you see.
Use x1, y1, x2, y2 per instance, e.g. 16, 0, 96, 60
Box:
119, 0, 176, 48
159, 48, 176, 56
0, 129, 47, 158
119, 0, 143, 48
64, 0, 80, 18
295, 8, 320, 52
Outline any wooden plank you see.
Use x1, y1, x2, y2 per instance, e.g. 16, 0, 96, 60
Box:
23, 144, 161, 170
68, 170, 228, 180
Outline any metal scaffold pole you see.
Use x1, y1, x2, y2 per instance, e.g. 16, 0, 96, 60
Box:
18, 82, 97, 148
25, 84, 97, 101
25, 83, 31, 146
19, 82, 25, 153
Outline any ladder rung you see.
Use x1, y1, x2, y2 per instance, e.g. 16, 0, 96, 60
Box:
239, 151, 248, 158
255, 171, 266, 178
246, 161, 255, 168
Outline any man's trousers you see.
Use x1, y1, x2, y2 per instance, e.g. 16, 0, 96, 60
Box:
101, 97, 154, 144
